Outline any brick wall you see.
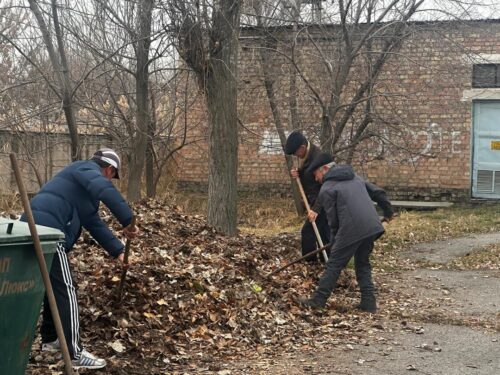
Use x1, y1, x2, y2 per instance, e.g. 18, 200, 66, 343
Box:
175, 20, 500, 201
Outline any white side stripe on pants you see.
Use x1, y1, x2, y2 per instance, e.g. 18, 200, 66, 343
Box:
56, 244, 82, 358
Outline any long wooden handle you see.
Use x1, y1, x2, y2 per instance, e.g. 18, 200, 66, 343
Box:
294, 175, 329, 262
267, 243, 330, 278
10, 154, 75, 375
117, 216, 136, 302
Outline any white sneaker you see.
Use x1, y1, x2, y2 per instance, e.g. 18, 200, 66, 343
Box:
41, 339, 60, 353
72, 349, 106, 370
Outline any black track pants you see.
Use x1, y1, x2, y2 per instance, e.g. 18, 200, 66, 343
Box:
40, 243, 82, 359
314, 236, 376, 302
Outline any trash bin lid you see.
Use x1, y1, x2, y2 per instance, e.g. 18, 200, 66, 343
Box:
0, 218, 64, 244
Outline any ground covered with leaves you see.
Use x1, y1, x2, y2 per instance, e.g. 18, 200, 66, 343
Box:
25, 200, 500, 374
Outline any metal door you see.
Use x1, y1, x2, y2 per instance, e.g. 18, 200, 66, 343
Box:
472, 101, 500, 198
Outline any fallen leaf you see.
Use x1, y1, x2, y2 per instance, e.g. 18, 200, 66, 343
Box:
109, 340, 126, 353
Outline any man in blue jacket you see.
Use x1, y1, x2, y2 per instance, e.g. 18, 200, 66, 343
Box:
298, 153, 394, 313
21, 148, 137, 370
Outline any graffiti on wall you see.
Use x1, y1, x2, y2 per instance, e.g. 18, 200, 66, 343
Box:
406, 123, 463, 162
257, 123, 464, 163
258, 129, 289, 155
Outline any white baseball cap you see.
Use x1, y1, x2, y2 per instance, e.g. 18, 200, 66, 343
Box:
92, 148, 121, 179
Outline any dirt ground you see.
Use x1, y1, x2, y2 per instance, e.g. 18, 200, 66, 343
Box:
225, 234, 500, 375
225, 322, 499, 375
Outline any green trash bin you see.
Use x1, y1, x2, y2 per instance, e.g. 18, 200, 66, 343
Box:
0, 218, 64, 375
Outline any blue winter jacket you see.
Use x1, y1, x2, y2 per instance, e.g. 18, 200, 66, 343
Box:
20, 160, 133, 257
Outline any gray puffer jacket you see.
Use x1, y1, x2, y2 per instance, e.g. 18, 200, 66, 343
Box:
318, 165, 389, 250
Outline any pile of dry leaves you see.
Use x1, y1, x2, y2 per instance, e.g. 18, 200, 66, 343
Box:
25, 199, 432, 374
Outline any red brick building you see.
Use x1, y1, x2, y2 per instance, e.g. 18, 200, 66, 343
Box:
176, 19, 500, 201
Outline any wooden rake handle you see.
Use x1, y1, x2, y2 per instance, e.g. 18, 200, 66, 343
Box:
266, 243, 330, 278
294, 175, 329, 262
117, 216, 136, 302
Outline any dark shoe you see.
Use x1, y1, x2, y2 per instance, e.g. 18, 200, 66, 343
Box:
305, 258, 320, 264
303, 253, 320, 263
356, 297, 377, 313
296, 296, 326, 309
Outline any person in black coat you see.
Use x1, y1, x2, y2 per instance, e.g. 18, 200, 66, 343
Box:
20, 148, 138, 370
284, 131, 330, 262
298, 153, 394, 312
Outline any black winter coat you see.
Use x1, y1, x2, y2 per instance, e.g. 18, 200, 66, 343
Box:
298, 143, 323, 211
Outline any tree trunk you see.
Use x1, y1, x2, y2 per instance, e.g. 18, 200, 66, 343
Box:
146, 90, 156, 197
206, 0, 240, 236
127, 0, 153, 202
52, 0, 80, 160
61, 95, 80, 160
289, 2, 301, 132
145, 123, 155, 197
171, 0, 240, 235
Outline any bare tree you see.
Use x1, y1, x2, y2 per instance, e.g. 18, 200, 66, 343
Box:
242, 0, 495, 167
131, 0, 154, 201
82, 0, 154, 201
249, 0, 305, 215
147, 69, 197, 197
66, 0, 177, 201
0, 3, 69, 188
27, 0, 81, 160
166, 0, 241, 235
1, 0, 189, 200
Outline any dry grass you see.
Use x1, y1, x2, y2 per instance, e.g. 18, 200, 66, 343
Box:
0, 192, 22, 216
237, 195, 303, 236
163, 190, 303, 236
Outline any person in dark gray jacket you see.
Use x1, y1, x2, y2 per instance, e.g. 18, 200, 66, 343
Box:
298, 153, 394, 312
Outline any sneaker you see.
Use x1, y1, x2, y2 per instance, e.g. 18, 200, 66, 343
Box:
72, 349, 106, 370
41, 339, 60, 353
